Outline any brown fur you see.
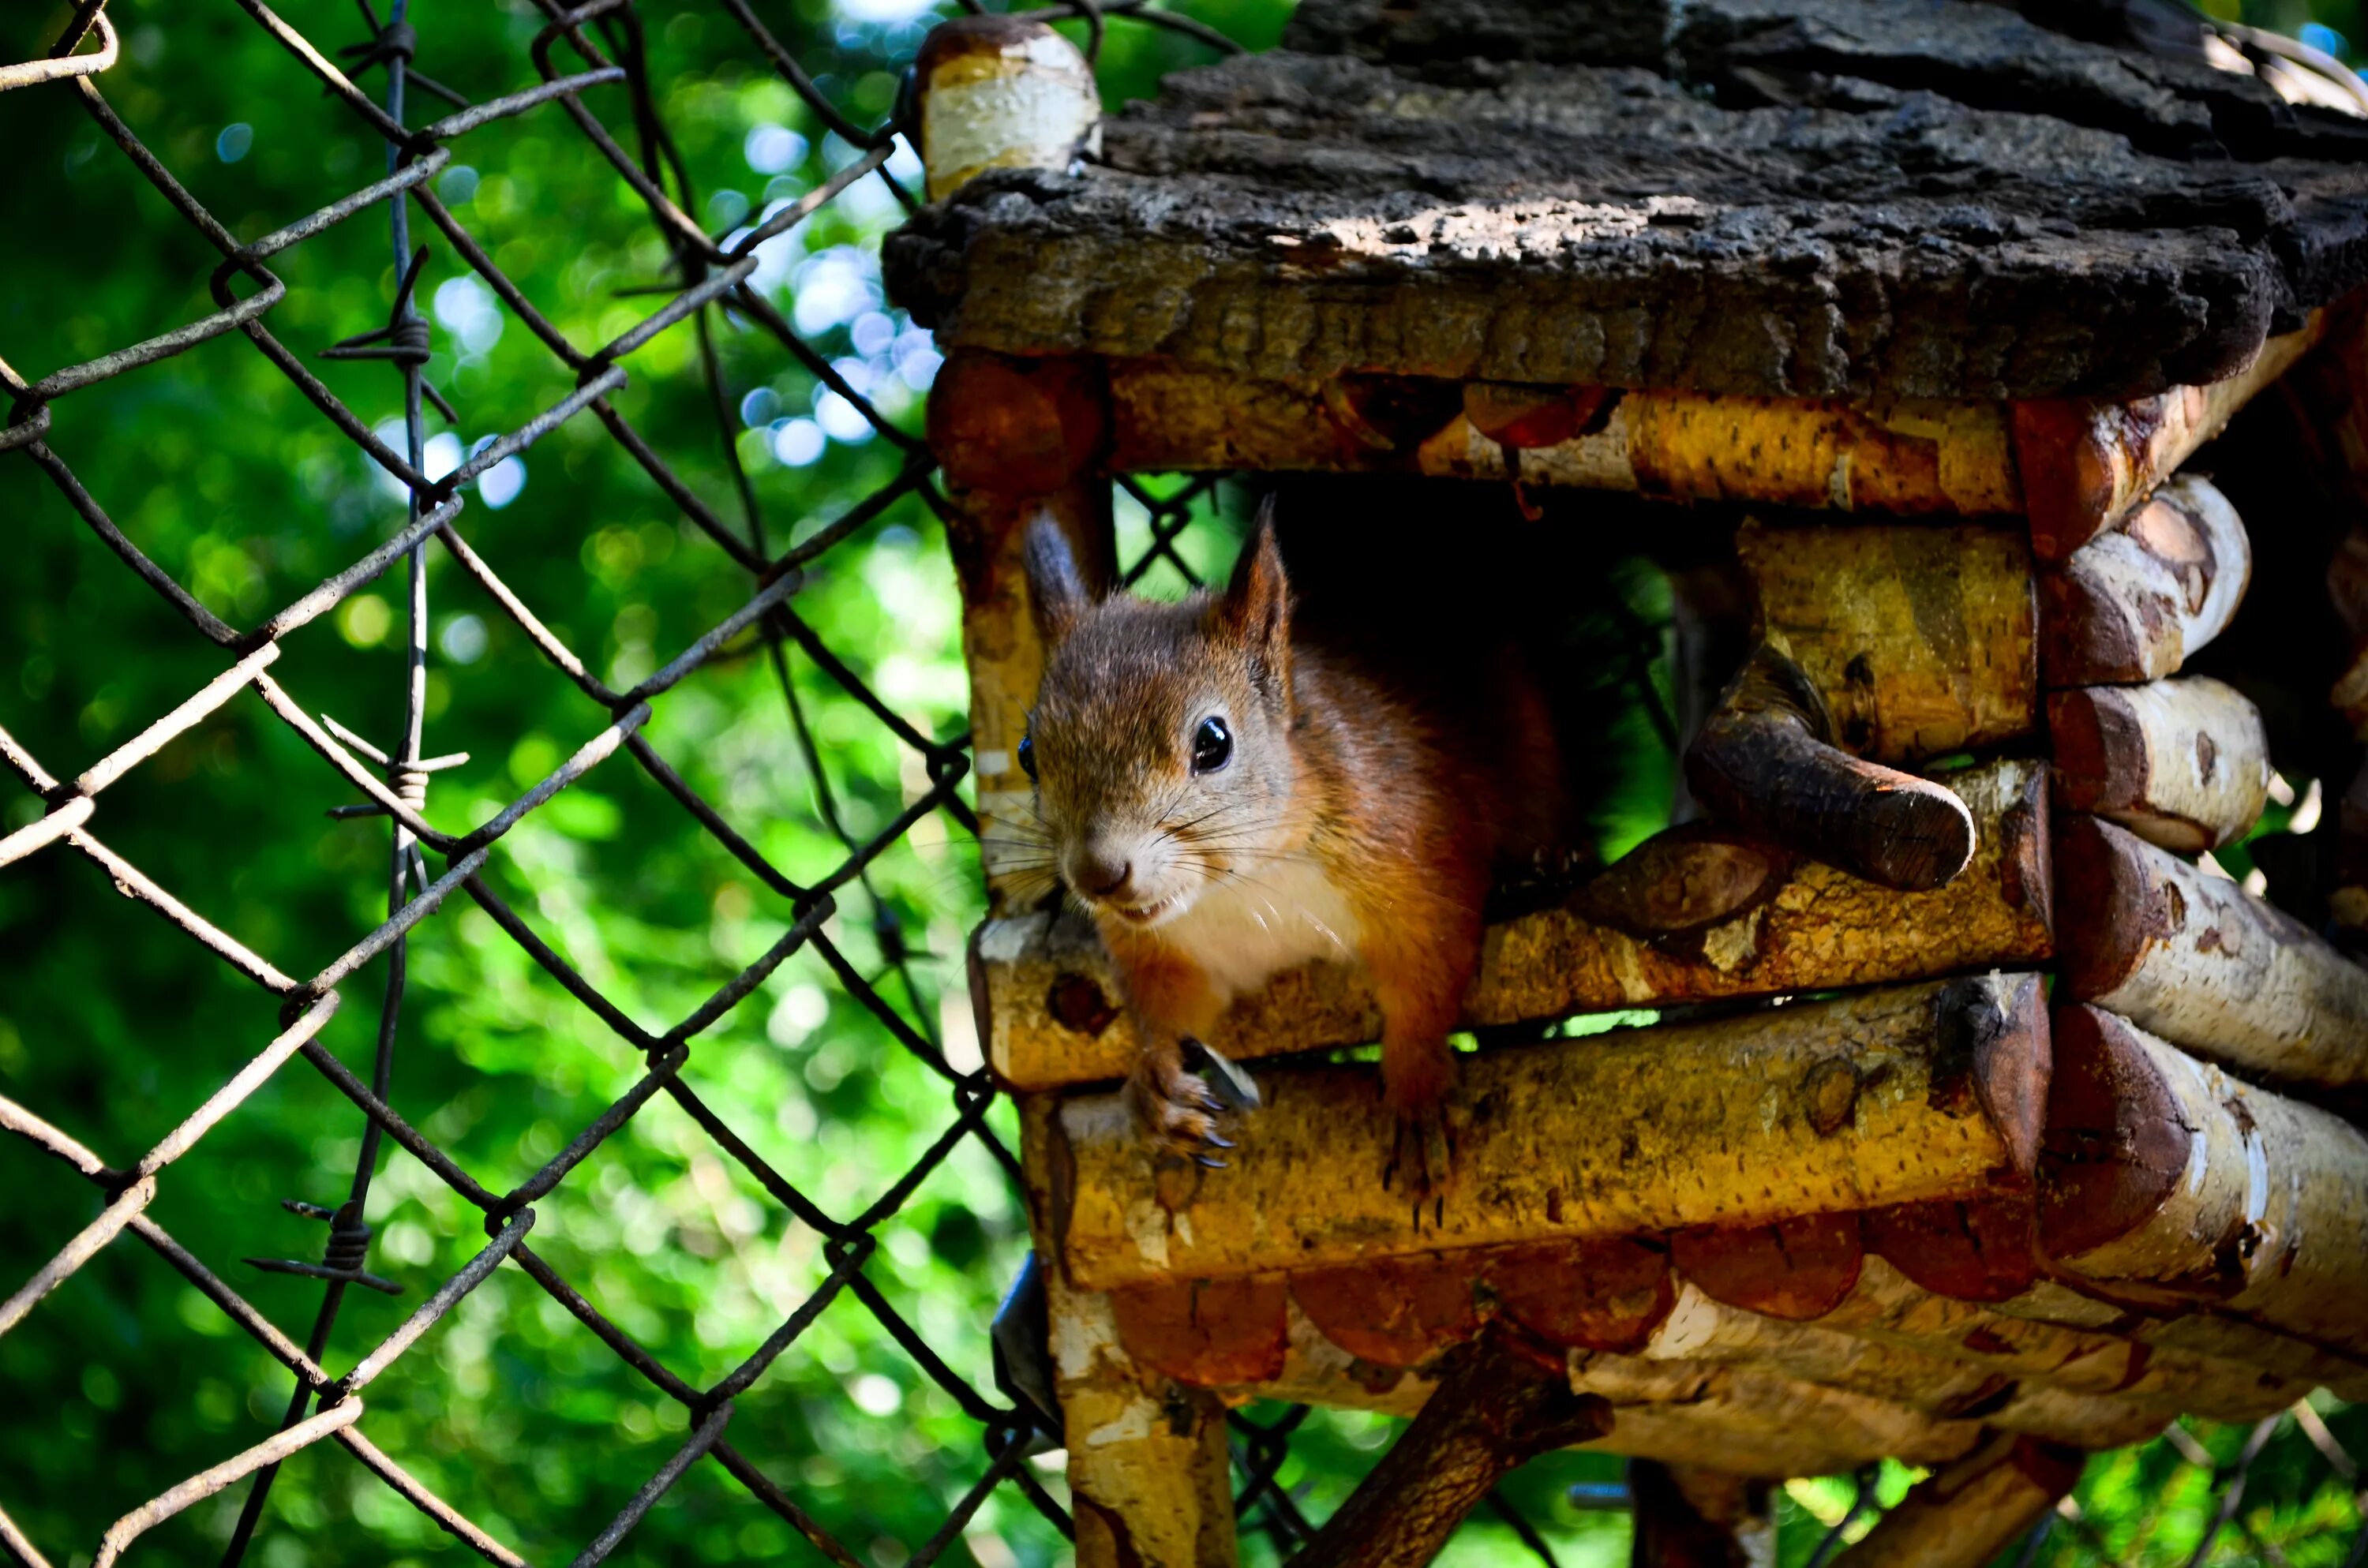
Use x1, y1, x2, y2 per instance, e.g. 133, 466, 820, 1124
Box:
1019, 505, 1564, 1188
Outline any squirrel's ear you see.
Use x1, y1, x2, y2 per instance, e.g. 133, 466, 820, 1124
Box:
1023, 512, 1096, 646
1224, 499, 1292, 704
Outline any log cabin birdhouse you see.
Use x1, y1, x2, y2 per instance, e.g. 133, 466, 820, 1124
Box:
884, 1, 2368, 1562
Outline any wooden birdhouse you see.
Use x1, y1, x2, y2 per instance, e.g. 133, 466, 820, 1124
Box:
886, 2, 2368, 1562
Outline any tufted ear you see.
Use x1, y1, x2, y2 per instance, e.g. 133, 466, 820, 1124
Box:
1223, 498, 1293, 709
1024, 511, 1097, 647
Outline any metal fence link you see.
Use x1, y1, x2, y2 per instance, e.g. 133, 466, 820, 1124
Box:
0, 0, 2359, 1564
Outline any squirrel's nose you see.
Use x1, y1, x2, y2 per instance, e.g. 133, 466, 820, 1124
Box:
1074, 852, 1133, 900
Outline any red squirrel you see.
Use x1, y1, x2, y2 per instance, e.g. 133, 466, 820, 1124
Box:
1017, 502, 1566, 1196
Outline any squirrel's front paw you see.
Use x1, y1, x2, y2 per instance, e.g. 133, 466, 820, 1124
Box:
1127, 1039, 1256, 1167
1382, 1102, 1456, 1222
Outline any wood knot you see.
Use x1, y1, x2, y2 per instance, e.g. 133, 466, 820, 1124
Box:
1047, 971, 1117, 1036
1802, 1057, 1863, 1136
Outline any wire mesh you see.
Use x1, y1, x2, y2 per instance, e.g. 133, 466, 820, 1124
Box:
0, 1, 2362, 1565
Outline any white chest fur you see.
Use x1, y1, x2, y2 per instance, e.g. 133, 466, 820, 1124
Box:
1156, 858, 1363, 1001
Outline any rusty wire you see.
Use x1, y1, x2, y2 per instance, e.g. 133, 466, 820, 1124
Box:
0, 0, 2359, 1562
0, 0, 1201, 1558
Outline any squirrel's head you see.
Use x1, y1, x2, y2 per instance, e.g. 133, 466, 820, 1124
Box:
1019, 504, 1301, 930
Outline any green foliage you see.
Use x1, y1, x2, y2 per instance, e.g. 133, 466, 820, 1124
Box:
0, 0, 2362, 1565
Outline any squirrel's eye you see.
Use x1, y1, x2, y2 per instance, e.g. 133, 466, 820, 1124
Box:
1017, 734, 1037, 781
1191, 716, 1232, 775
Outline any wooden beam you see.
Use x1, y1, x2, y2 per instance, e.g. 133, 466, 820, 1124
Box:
1287, 1330, 1611, 1568
2055, 814, 2368, 1097
1738, 518, 2036, 766
2037, 474, 2251, 687
1841, 1433, 2085, 1568
2040, 1005, 2368, 1359
1685, 645, 1976, 891
1048, 1282, 1243, 1568
982, 758, 2051, 1091
1017, 1098, 1239, 1568
929, 350, 1111, 915
2048, 679, 2271, 853
1050, 975, 2048, 1291
2012, 318, 2325, 561
1101, 358, 2023, 515
1871, 1197, 2368, 1404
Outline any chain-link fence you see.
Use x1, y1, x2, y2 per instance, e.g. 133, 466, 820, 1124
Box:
1, 0, 2363, 1564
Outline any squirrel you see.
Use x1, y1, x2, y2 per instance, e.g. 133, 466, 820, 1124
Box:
1015, 498, 1568, 1198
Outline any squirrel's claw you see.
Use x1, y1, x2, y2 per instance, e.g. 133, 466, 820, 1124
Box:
1129, 1042, 1253, 1166
1181, 1038, 1261, 1111
1382, 1103, 1456, 1220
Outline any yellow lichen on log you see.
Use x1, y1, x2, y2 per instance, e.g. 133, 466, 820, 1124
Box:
1101, 358, 2021, 514
1050, 976, 2048, 1291
1739, 518, 2037, 764
983, 760, 2051, 1091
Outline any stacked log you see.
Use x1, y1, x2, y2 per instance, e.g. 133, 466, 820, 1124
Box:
977, 760, 2052, 1088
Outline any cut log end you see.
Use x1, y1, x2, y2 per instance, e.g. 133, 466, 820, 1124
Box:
1686, 647, 1977, 892
2036, 1005, 2191, 1264
2048, 679, 2269, 852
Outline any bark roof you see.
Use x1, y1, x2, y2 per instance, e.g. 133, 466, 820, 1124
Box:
884, 0, 2368, 400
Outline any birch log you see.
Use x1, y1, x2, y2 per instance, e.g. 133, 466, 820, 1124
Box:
2012, 318, 2325, 561
1808, 1256, 2300, 1424
1205, 1308, 1933, 1480
1051, 976, 2048, 1291
1637, 1283, 2168, 1450
2040, 1005, 2368, 1357
1100, 358, 2022, 515
1873, 1196, 2368, 1403
1737, 519, 2036, 765
981, 758, 2051, 1090
2055, 814, 2368, 1096
914, 16, 1099, 202
2047, 679, 2271, 852
2037, 475, 2251, 686
1046, 1281, 1241, 1568
1842, 1433, 2086, 1568
930, 351, 1111, 915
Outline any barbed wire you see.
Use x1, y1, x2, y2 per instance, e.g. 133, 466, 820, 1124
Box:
0, 0, 2361, 1564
